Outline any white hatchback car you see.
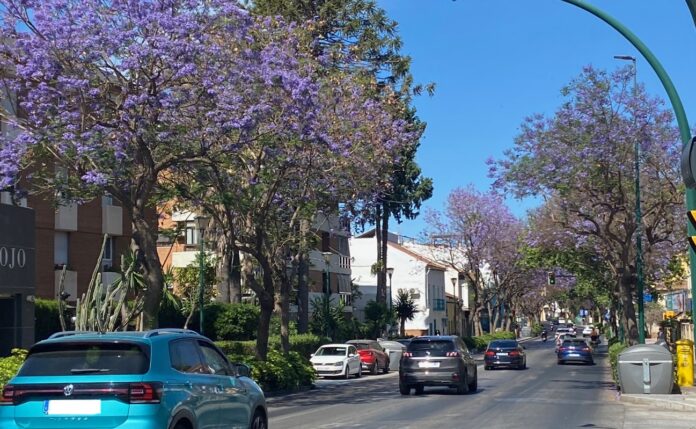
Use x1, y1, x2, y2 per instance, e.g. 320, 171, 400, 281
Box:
310, 344, 362, 378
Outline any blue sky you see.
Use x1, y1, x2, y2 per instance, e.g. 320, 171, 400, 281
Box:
377, 0, 696, 238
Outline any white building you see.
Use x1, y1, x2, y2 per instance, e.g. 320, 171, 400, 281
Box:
350, 230, 452, 336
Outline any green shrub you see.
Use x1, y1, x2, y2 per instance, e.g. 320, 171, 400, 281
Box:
216, 333, 326, 359
463, 331, 516, 351
0, 349, 27, 388
531, 323, 544, 337
34, 299, 63, 341
608, 342, 628, 387
240, 349, 315, 392
214, 303, 260, 341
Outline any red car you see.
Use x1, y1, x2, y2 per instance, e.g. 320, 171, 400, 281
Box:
346, 340, 390, 374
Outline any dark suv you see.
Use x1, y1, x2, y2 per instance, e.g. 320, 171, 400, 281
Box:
399, 336, 477, 395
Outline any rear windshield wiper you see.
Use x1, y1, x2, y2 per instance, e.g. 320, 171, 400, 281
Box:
70, 368, 112, 374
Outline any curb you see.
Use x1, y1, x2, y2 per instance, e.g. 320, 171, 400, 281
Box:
619, 393, 696, 412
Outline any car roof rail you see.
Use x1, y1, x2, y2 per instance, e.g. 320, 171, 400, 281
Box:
48, 331, 100, 339
144, 329, 201, 338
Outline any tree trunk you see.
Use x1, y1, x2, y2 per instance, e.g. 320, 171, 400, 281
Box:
400, 317, 406, 337
229, 249, 242, 304
381, 202, 389, 306
131, 210, 164, 330
256, 293, 274, 360
297, 252, 309, 334
620, 273, 639, 345
375, 205, 385, 305
277, 267, 291, 354
216, 238, 231, 303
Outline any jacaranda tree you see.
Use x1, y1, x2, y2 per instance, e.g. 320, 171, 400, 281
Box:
0, 0, 325, 329
489, 66, 684, 344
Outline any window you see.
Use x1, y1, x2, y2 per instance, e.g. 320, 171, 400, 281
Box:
19, 342, 149, 376
101, 194, 113, 206
103, 237, 113, 263
185, 221, 199, 246
321, 232, 330, 252
198, 341, 231, 376
169, 340, 206, 373
54, 231, 69, 267
339, 292, 352, 306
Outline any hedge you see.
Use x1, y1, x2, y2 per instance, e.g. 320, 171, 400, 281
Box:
608, 342, 628, 387
216, 333, 328, 359
0, 349, 27, 389
463, 331, 517, 351
34, 299, 63, 341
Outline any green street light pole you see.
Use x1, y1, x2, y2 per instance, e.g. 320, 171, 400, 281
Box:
322, 252, 332, 339
195, 216, 210, 336
564, 0, 693, 344
614, 54, 645, 344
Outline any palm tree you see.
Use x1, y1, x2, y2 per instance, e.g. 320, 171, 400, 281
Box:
394, 290, 418, 337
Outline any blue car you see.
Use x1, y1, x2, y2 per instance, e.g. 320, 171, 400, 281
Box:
0, 329, 267, 429
557, 338, 594, 365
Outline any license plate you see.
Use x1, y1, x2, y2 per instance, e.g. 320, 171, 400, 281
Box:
44, 400, 101, 415
418, 361, 440, 368
496, 353, 507, 357
568, 353, 580, 357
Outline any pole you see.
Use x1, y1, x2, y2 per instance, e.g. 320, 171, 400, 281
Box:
324, 266, 330, 339
198, 234, 205, 336
631, 59, 646, 344
564, 0, 693, 344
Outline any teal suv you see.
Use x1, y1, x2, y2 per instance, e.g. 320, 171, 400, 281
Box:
0, 329, 267, 429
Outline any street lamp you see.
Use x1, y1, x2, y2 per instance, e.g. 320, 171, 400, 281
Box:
451, 277, 458, 335
387, 267, 394, 311
322, 252, 332, 339
195, 215, 210, 336
615, 54, 645, 344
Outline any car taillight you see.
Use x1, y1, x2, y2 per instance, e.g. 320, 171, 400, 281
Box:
509, 351, 520, 357
128, 382, 162, 404
558, 347, 567, 352
403, 352, 412, 358
0, 385, 14, 405
446, 351, 460, 357
484, 350, 495, 357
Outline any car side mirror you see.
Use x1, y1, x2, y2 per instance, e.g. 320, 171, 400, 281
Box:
310, 353, 314, 357
349, 353, 356, 357
233, 363, 251, 378
522, 346, 527, 350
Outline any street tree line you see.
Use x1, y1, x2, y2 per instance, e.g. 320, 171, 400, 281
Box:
0, 0, 432, 359
423, 66, 685, 343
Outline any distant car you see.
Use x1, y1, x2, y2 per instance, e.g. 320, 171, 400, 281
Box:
346, 340, 390, 375
555, 333, 575, 352
0, 329, 267, 429
395, 338, 412, 347
484, 340, 527, 370
582, 326, 593, 337
310, 344, 362, 379
399, 336, 477, 395
378, 340, 406, 371
557, 338, 594, 365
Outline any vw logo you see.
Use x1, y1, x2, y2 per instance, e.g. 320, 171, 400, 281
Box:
63, 384, 74, 397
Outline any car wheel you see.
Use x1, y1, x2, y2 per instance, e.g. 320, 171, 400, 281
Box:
399, 382, 411, 395
484, 365, 491, 371
383, 359, 390, 374
370, 363, 378, 375
414, 385, 424, 395
557, 360, 564, 365
250, 409, 267, 429
467, 370, 477, 392
344, 366, 351, 379
456, 371, 469, 395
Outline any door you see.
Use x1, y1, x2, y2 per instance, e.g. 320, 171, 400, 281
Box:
348, 346, 359, 375
197, 341, 251, 428
0, 297, 17, 356
169, 339, 220, 429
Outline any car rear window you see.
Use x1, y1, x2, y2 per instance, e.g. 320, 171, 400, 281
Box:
18, 342, 150, 376
562, 340, 588, 347
489, 340, 518, 349
351, 343, 371, 350
407, 340, 454, 357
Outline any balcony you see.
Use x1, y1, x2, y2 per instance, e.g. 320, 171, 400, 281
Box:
432, 298, 446, 312
102, 204, 123, 236
54, 269, 77, 301
313, 213, 350, 236
54, 204, 78, 231
309, 250, 351, 275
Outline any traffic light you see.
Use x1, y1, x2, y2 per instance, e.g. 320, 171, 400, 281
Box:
547, 271, 556, 285
688, 210, 696, 252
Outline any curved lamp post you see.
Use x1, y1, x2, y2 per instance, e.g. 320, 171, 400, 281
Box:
195, 215, 210, 336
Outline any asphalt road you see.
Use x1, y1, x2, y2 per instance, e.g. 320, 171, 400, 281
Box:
267, 338, 625, 429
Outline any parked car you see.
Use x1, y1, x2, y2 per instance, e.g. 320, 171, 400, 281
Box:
0, 329, 267, 429
378, 340, 407, 371
346, 340, 390, 375
557, 338, 594, 365
581, 326, 593, 337
483, 340, 527, 370
310, 344, 362, 378
399, 336, 478, 395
